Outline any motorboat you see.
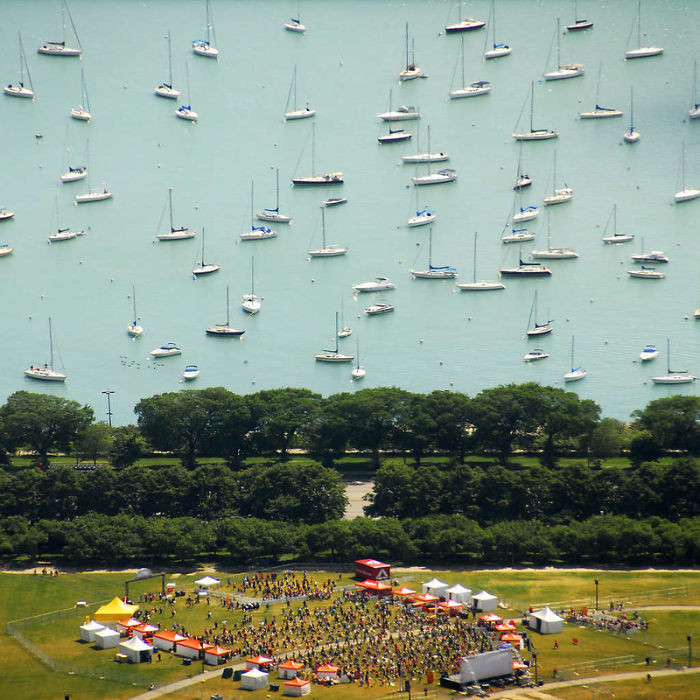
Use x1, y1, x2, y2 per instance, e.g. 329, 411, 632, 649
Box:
352, 277, 395, 293
639, 344, 659, 361
206, 286, 245, 336
182, 364, 200, 380
150, 342, 182, 357
377, 105, 420, 122
544, 19, 584, 80
0, 209, 15, 220
364, 302, 394, 315
524, 349, 549, 362
315, 312, 354, 362
24, 318, 66, 382
157, 188, 196, 240
627, 266, 664, 279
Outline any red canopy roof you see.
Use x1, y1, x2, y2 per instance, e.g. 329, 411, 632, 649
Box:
494, 621, 517, 632
117, 618, 141, 629
205, 645, 231, 656
154, 630, 186, 642
279, 660, 304, 670
177, 638, 204, 650
413, 593, 439, 604
317, 663, 339, 673
134, 623, 159, 633
247, 654, 273, 665
480, 613, 503, 623
392, 586, 417, 597
355, 579, 392, 592
285, 677, 311, 687
354, 558, 389, 568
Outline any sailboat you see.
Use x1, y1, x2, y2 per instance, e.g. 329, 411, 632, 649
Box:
450, 35, 490, 99
526, 290, 553, 336
315, 312, 354, 363
690, 61, 700, 120
399, 23, 423, 81
407, 188, 436, 228
651, 339, 695, 384
565, 0, 593, 32
308, 207, 347, 257
74, 139, 113, 203
544, 18, 584, 80
624, 87, 641, 143
338, 301, 352, 338
501, 198, 535, 242
512, 189, 539, 223
531, 209, 578, 259
0, 242, 14, 256
563, 336, 586, 382
192, 0, 219, 57
206, 286, 245, 336
411, 128, 456, 185
601, 205, 634, 244
241, 257, 261, 314
578, 65, 622, 118
48, 194, 84, 243
126, 285, 143, 337
241, 182, 277, 240
377, 90, 413, 142
284, 65, 315, 120
257, 168, 291, 223
351, 339, 366, 380
155, 30, 180, 99
514, 144, 532, 189
483, 0, 511, 59
624, 1, 663, 59
284, 0, 306, 33
70, 68, 91, 121
626, 266, 664, 279
445, 0, 485, 33
175, 61, 198, 121
630, 237, 669, 263
402, 126, 449, 163
674, 142, 700, 203
410, 228, 457, 279
25, 318, 66, 382
500, 249, 552, 276
377, 89, 420, 122
192, 227, 220, 276
513, 82, 558, 141
542, 148, 573, 206
4, 33, 35, 98
291, 123, 343, 185
456, 232, 505, 291
38, 0, 82, 56
60, 128, 87, 182
157, 188, 196, 240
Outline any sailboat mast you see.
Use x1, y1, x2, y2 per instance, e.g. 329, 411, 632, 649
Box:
637, 0, 641, 49
275, 167, 280, 210
321, 207, 326, 247
48, 317, 55, 369
427, 227, 433, 267
206, 0, 211, 44
530, 81, 534, 132
169, 187, 174, 231
65, 0, 82, 50
629, 87, 634, 129
311, 122, 316, 176
460, 35, 465, 87
200, 227, 205, 266
250, 181, 254, 228
225, 285, 230, 324
132, 285, 137, 321
250, 257, 255, 296
334, 311, 339, 353
405, 22, 409, 69
473, 232, 477, 282
556, 17, 561, 68
167, 30, 173, 85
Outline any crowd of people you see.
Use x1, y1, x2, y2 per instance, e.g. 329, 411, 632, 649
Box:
236, 571, 337, 601
562, 609, 649, 634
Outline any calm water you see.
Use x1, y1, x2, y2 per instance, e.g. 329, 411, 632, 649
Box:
1, 0, 698, 425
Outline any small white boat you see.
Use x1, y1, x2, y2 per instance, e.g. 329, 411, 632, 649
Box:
0, 208, 15, 220
408, 208, 436, 228
532, 211, 578, 259
241, 257, 261, 314
60, 166, 87, 183
351, 340, 366, 380
206, 286, 245, 336
513, 82, 558, 140
338, 301, 351, 338
315, 312, 354, 363
402, 126, 448, 163
456, 232, 505, 291
445, 1, 485, 33
542, 149, 572, 207
323, 197, 347, 207
651, 339, 695, 384
578, 65, 620, 119
563, 336, 586, 382
630, 245, 668, 263
624, 1, 663, 59
284, 1, 306, 33
308, 208, 347, 257
284, 65, 315, 120
25, 318, 66, 382
501, 227, 535, 244
258, 168, 291, 223
410, 227, 456, 279
175, 62, 198, 120
158, 188, 196, 240
0, 243, 13, 256
291, 123, 343, 185
526, 290, 553, 336
70, 68, 91, 120
4, 33, 35, 99
151, 342, 181, 357
450, 35, 490, 99
483, 0, 511, 59
192, 0, 219, 57
513, 205, 538, 223
364, 302, 394, 315
38, 0, 82, 56
75, 138, 112, 204
627, 266, 664, 279
352, 276, 395, 293
565, 0, 593, 31
243, 182, 277, 241
192, 228, 219, 276
602, 204, 634, 244
624, 87, 641, 143
639, 344, 659, 361
48, 227, 84, 243
155, 31, 180, 99
399, 23, 424, 81
182, 364, 199, 380
674, 143, 700, 203
514, 174, 532, 190
544, 19, 584, 80
126, 285, 143, 337
524, 348, 549, 362
378, 128, 412, 144
412, 169, 457, 186
377, 100, 420, 122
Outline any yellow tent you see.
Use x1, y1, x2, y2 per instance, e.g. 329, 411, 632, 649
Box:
94, 597, 140, 622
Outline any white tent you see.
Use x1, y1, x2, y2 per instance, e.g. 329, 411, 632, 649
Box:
528, 606, 564, 635
472, 590, 498, 612
80, 620, 105, 642
118, 635, 154, 663
421, 577, 449, 598
240, 667, 269, 690
283, 677, 311, 696
94, 627, 121, 649
194, 575, 220, 588
446, 584, 472, 603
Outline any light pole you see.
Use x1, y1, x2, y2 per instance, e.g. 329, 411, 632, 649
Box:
594, 579, 599, 611
102, 390, 115, 427
688, 635, 692, 668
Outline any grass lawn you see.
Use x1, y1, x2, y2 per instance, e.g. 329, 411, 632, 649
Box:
550, 671, 700, 699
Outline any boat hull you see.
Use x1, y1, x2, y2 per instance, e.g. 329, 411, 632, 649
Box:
627, 270, 664, 279
501, 233, 535, 244
38, 44, 81, 56
579, 109, 622, 119
378, 132, 412, 143
564, 369, 587, 382
292, 173, 343, 185
445, 19, 485, 33
566, 20, 593, 31
512, 208, 539, 223
377, 110, 420, 122
402, 153, 449, 164
24, 367, 66, 381
308, 247, 347, 257
70, 107, 91, 121
625, 47, 663, 59
0, 245, 14, 256
365, 304, 394, 315
155, 85, 180, 99
315, 353, 354, 362
75, 190, 113, 203
284, 108, 316, 120
192, 43, 219, 58
603, 234, 634, 244
449, 85, 491, 99
544, 65, 584, 81
175, 107, 198, 121
500, 267, 551, 276
456, 281, 505, 291
674, 188, 700, 203
624, 131, 641, 143
257, 211, 291, 223
127, 324, 143, 337
3, 85, 34, 98
412, 171, 457, 186
206, 326, 245, 336
407, 213, 435, 228
513, 130, 558, 141
651, 374, 695, 384
240, 230, 277, 241
157, 229, 196, 241
193, 264, 220, 276
284, 21, 306, 33
60, 169, 87, 182
484, 46, 511, 59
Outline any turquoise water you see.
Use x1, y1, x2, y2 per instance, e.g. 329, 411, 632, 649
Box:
1, 0, 698, 425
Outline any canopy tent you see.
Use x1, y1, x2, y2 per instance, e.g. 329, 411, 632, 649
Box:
278, 659, 304, 679
500, 632, 523, 645
153, 630, 186, 651
241, 667, 269, 690
246, 654, 273, 670
283, 676, 311, 696
175, 637, 204, 659
446, 583, 472, 603
391, 586, 416, 598
194, 575, 220, 588
316, 663, 339, 681
93, 597, 139, 622
438, 599, 463, 615
94, 627, 120, 649
117, 618, 142, 636
528, 606, 564, 635
133, 623, 159, 639
204, 645, 232, 665
472, 590, 498, 612
421, 578, 449, 598
355, 579, 392, 595
480, 612, 503, 623
118, 635, 153, 663
494, 621, 517, 632
79, 620, 105, 642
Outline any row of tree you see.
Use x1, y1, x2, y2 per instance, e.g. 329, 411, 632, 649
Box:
2, 513, 698, 567
1, 387, 698, 468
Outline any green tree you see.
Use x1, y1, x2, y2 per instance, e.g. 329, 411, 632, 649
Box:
632, 395, 700, 454
78, 421, 112, 465
108, 425, 146, 469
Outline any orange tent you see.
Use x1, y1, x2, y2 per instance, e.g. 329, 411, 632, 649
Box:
480, 613, 503, 623
438, 600, 463, 615
413, 592, 439, 604
391, 586, 417, 597
494, 620, 517, 632
501, 633, 523, 643
355, 579, 392, 594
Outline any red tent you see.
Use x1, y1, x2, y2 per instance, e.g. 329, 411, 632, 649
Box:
391, 586, 417, 598
480, 613, 503, 623
438, 600, 463, 615
494, 620, 517, 632
355, 579, 392, 595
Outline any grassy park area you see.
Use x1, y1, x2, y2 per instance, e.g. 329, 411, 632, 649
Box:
1, 568, 698, 700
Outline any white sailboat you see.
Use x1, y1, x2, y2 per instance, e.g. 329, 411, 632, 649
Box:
532, 210, 578, 259
175, 62, 198, 121
630, 238, 669, 263
157, 188, 196, 240
284, 65, 315, 120
241, 257, 261, 314
514, 144, 532, 190
407, 187, 436, 228
674, 142, 700, 203
59, 130, 87, 183
0, 209, 14, 221
512, 187, 539, 223
257, 168, 291, 223
377, 89, 420, 121
690, 60, 700, 120
70, 68, 91, 121
48, 195, 84, 243
74, 139, 113, 203
241, 182, 277, 240
513, 82, 558, 141
38, 0, 82, 56
542, 148, 573, 206
315, 312, 354, 363
192, 0, 219, 58
501, 198, 535, 243
456, 232, 505, 291
351, 339, 366, 380
25, 318, 66, 382
526, 290, 553, 336
651, 339, 695, 384
601, 204, 634, 244
0, 243, 14, 257
291, 123, 343, 185
399, 23, 423, 81
308, 207, 347, 257
378, 89, 413, 142
192, 227, 220, 276
544, 18, 584, 80
126, 285, 143, 337
155, 30, 180, 99
402, 126, 449, 163
624, 87, 641, 143
411, 127, 456, 185
627, 266, 664, 279
206, 286, 245, 336
563, 336, 586, 382
338, 301, 352, 338
578, 65, 622, 119
450, 35, 490, 99
483, 0, 511, 59
284, 0, 306, 33
4, 33, 35, 98
565, 0, 593, 32
624, 1, 663, 59
500, 250, 552, 276
410, 228, 457, 279
445, 0, 485, 33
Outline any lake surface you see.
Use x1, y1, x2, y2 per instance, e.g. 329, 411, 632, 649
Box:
1, 0, 698, 425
